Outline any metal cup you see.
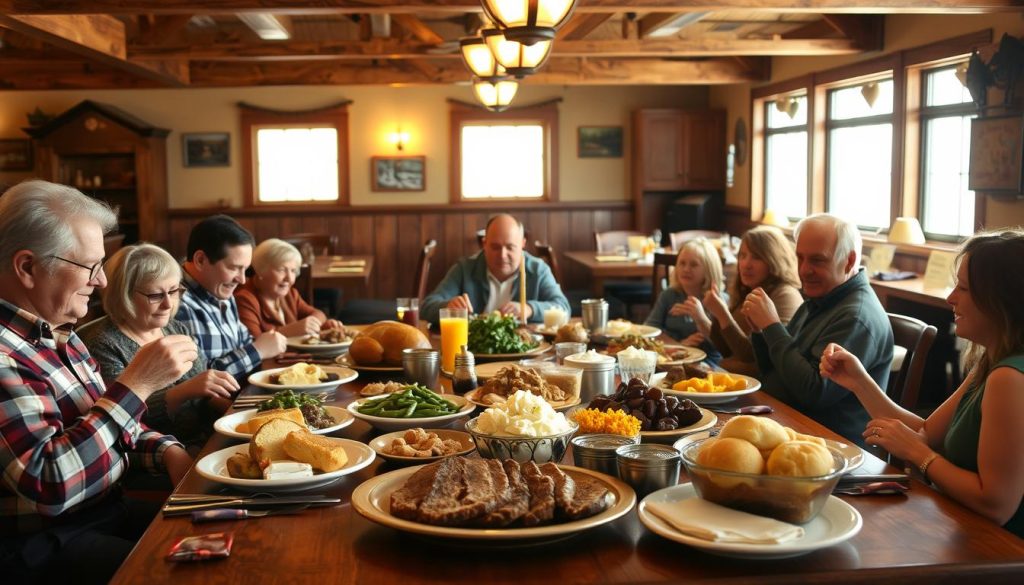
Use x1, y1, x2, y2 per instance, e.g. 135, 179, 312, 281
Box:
581, 298, 609, 333
402, 348, 440, 390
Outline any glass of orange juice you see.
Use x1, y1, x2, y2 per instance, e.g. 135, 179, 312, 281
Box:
439, 308, 469, 373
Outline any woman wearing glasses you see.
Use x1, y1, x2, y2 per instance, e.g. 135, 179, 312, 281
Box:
78, 243, 239, 453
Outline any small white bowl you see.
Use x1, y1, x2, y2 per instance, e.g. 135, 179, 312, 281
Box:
347, 394, 475, 432
248, 365, 357, 393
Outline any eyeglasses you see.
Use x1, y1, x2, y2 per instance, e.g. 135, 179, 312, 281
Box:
51, 255, 106, 281
135, 287, 186, 304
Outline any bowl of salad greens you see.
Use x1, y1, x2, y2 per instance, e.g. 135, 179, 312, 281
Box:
466, 312, 549, 360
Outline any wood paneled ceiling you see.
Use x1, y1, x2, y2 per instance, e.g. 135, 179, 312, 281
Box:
0, 1, 1017, 89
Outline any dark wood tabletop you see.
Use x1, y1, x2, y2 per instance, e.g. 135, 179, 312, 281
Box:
869, 276, 953, 312
111, 349, 1024, 584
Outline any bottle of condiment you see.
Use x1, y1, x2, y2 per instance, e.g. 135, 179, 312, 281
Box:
452, 344, 478, 395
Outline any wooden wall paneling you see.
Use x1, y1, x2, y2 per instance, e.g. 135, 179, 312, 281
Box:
253, 215, 279, 244
418, 212, 445, 294
280, 216, 306, 240
330, 215, 353, 255
373, 214, 399, 298
349, 215, 376, 296
441, 213, 464, 289
523, 210, 549, 253
396, 214, 422, 298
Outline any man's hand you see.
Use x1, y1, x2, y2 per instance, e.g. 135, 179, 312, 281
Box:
118, 335, 198, 401
498, 302, 533, 321
253, 330, 287, 359
447, 293, 474, 313
163, 445, 193, 487
681, 332, 705, 347
321, 319, 345, 331
278, 316, 322, 337
168, 369, 239, 409
741, 287, 781, 331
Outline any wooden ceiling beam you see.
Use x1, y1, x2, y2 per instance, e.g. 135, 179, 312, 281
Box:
0, 13, 189, 85
822, 14, 884, 50
556, 13, 613, 41
781, 19, 839, 40
0, 61, 163, 89
391, 14, 445, 44
638, 13, 677, 38
0, 1, 1019, 16
129, 37, 865, 61
187, 57, 766, 86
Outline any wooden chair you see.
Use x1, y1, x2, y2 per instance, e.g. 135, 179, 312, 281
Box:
888, 313, 938, 412
283, 232, 339, 257
534, 240, 588, 317
669, 230, 722, 251
650, 251, 679, 305
533, 240, 562, 283
593, 230, 646, 254
103, 233, 126, 257
413, 240, 438, 303
593, 230, 652, 320
283, 233, 341, 315
339, 239, 437, 324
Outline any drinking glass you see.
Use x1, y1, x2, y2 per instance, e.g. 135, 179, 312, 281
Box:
439, 307, 469, 373
617, 350, 658, 385
396, 298, 410, 321
555, 342, 587, 365
402, 298, 420, 327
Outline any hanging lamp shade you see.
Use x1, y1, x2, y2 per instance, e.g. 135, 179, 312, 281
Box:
480, 0, 577, 45
459, 35, 507, 81
473, 77, 519, 112
482, 27, 552, 78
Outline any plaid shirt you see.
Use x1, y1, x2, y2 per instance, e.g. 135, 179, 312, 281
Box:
0, 298, 180, 533
177, 271, 261, 378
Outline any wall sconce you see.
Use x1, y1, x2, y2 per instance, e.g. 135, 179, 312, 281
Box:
480, 0, 577, 45
388, 129, 410, 151
459, 35, 507, 81
482, 27, 552, 78
774, 96, 799, 119
473, 77, 518, 112
861, 82, 880, 108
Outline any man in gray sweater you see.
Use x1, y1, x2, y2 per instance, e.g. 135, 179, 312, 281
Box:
745, 213, 893, 445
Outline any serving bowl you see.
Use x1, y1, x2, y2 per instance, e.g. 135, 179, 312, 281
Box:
347, 395, 475, 432
678, 437, 847, 524
464, 417, 578, 464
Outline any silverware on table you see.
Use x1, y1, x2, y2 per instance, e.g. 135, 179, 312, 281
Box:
706, 405, 773, 415
837, 473, 910, 485
191, 504, 310, 523
833, 481, 910, 496
163, 494, 341, 516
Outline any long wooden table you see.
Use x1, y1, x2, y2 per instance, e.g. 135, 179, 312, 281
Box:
112, 356, 1024, 584
302, 254, 375, 303
869, 276, 953, 312
564, 250, 659, 297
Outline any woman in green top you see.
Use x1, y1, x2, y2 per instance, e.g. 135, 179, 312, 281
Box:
819, 230, 1024, 536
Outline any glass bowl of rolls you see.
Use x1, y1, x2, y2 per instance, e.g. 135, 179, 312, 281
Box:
677, 415, 847, 524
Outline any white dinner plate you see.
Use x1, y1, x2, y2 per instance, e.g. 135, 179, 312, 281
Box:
656, 345, 708, 367
597, 322, 661, 340
335, 353, 404, 373
347, 394, 475, 432
463, 388, 581, 413
640, 407, 718, 444
285, 335, 353, 355
471, 340, 552, 362
658, 373, 762, 405
213, 405, 354, 439
352, 463, 636, 542
673, 432, 865, 474
368, 429, 476, 464
195, 440, 375, 492
638, 483, 862, 559
248, 365, 358, 393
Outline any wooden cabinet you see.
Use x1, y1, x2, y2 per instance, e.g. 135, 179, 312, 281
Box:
25, 100, 170, 245
633, 108, 726, 192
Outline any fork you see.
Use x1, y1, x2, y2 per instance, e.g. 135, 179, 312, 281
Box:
833, 481, 910, 496
706, 405, 773, 415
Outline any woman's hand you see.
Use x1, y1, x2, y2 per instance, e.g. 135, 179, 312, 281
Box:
278, 316, 323, 337
819, 343, 872, 394
863, 417, 931, 463
740, 287, 780, 331
163, 445, 193, 487
681, 332, 705, 347
166, 369, 240, 415
677, 297, 712, 335
321, 319, 345, 331
702, 287, 729, 322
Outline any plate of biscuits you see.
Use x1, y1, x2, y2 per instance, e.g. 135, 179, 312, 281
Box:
213, 406, 354, 440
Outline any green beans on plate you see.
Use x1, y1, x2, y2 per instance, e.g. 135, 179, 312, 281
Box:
356, 385, 460, 418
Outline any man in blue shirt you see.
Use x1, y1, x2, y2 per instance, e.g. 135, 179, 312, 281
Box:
421, 214, 569, 325
176, 215, 286, 378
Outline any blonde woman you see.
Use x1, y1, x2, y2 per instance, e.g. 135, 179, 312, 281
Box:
645, 238, 725, 360
235, 238, 343, 338
702, 226, 803, 375
79, 243, 239, 453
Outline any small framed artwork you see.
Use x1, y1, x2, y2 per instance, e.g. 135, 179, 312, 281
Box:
182, 132, 230, 167
968, 114, 1023, 193
371, 156, 426, 191
0, 139, 33, 171
578, 126, 623, 158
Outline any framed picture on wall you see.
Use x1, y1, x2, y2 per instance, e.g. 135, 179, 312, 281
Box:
0, 139, 33, 171
968, 114, 1023, 193
578, 126, 623, 158
182, 132, 230, 167
371, 156, 426, 191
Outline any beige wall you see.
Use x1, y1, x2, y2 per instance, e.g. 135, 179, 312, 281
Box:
710, 13, 1024, 228
0, 84, 706, 208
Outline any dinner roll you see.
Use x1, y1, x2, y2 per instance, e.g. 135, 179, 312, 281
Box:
349, 321, 430, 365
696, 437, 764, 475
251, 418, 306, 468
766, 440, 834, 477
719, 415, 790, 458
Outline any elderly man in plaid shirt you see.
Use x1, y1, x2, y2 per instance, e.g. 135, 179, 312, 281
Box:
176, 215, 286, 379
0, 181, 197, 584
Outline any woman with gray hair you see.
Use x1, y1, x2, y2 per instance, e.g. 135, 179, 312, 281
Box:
235, 237, 344, 338
78, 243, 239, 453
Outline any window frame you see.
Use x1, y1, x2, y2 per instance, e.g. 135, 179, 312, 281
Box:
448, 98, 559, 204
239, 101, 351, 207
762, 94, 810, 221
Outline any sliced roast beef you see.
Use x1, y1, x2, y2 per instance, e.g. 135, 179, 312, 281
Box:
389, 458, 445, 520
520, 461, 555, 526
539, 462, 576, 514
563, 475, 611, 520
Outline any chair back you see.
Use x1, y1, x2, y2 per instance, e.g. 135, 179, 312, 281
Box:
283, 233, 339, 257
887, 313, 938, 411
295, 261, 313, 303
650, 251, 679, 305
533, 240, 562, 283
669, 230, 722, 251
413, 240, 438, 302
103, 233, 126, 258
594, 230, 646, 254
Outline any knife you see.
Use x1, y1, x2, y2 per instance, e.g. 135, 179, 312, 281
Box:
163, 495, 340, 516
191, 505, 310, 523
837, 473, 910, 485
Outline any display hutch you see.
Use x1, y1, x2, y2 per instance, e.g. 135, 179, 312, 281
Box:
25, 100, 170, 245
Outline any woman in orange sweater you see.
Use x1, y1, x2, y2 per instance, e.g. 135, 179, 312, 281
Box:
235, 238, 344, 338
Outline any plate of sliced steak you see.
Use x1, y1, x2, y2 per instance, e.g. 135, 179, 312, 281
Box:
352, 456, 635, 542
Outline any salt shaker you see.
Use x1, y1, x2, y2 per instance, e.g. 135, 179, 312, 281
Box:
452, 345, 478, 395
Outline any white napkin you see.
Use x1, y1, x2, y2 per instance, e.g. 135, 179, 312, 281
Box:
647, 498, 804, 544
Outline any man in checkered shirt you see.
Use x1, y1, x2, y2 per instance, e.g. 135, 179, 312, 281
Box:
175, 215, 286, 379
0, 180, 197, 583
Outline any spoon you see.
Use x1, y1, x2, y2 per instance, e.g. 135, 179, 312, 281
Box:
706, 404, 774, 415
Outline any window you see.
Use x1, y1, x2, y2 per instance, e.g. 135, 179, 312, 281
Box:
240, 101, 350, 206
826, 79, 894, 229
449, 100, 558, 202
919, 65, 976, 238
764, 95, 809, 220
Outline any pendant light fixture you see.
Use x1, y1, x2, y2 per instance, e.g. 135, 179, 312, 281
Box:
480, 0, 577, 45
459, 35, 507, 81
473, 77, 519, 112
482, 27, 552, 78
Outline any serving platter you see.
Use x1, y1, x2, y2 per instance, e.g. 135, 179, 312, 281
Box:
347, 394, 475, 432
248, 365, 358, 393
472, 340, 552, 362
195, 440, 375, 492
285, 335, 353, 355
462, 388, 581, 413
368, 429, 476, 465
595, 322, 661, 340
213, 406, 354, 440
656, 345, 708, 367
657, 373, 762, 405
351, 464, 636, 543
638, 483, 862, 559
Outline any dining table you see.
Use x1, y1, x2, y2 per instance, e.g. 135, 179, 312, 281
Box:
111, 332, 1024, 585
564, 250, 737, 298
302, 254, 375, 305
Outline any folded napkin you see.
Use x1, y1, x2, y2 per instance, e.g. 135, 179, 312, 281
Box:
595, 255, 633, 263
327, 266, 364, 273
646, 498, 804, 544
330, 260, 366, 267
